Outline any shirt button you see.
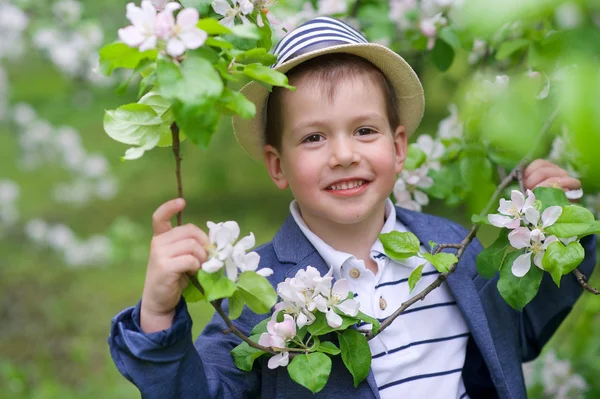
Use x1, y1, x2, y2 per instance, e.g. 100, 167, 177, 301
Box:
349, 268, 361, 278
379, 297, 387, 310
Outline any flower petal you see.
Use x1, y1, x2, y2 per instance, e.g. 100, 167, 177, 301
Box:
488, 214, 515, 228
177, 7, 199, 27
258, 332, 272, 347
336, 298, 359, 317
225, 257, 238, 281
524, 207, 540, 226
331, 279, 350, 299
257, 267, 274, 277
511, 190, 525, 210
118, 26, 145, 47
202, 256, 224, 272
508, 227, 531, 249
267, 352, 289, 369
179, 28, 207, 49
236, 233, 255, 251
241, 252, 260, 271
511, 252, 532, 277
166, 38, 186, 57
541, 206, 563, 228
325, 308, 343, 328
212, 0, 231, 16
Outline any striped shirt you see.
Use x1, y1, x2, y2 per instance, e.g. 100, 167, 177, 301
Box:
290, 199, 471, 399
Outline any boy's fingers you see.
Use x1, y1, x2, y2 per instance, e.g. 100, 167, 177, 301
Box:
524, 166, 569, 190
152, 198, 186, 236
158, 223, 210, 247
170, 254, 202, 275
535, 176, 582, 191
164, 238, 208, 262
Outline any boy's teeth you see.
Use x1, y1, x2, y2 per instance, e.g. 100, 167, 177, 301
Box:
329, 180, 365, 190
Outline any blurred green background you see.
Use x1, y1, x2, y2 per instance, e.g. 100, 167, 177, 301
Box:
1, 0, 599, 398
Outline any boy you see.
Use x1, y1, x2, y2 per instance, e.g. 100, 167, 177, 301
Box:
108, 17, 596, 398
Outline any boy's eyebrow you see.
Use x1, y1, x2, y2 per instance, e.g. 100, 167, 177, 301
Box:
291, 112, 387, 134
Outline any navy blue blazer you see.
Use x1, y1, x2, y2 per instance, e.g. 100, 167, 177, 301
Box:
108, 206, 597, 398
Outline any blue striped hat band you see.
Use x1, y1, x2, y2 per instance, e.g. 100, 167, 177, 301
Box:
273, 17, 368, 66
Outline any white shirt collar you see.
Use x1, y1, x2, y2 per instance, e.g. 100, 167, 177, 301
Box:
290, 198, 413, 280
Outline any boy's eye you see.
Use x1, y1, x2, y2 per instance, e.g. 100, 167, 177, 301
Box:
356, 127, 376, 136
303, 134, 323, 143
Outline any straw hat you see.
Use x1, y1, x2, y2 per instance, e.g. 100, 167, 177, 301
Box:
232, 16, 425, 161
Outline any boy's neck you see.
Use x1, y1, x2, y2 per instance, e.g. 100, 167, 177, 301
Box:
298, 202, 387, 273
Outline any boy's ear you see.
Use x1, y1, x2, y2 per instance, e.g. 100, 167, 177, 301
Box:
393, 125, 408, 174
264, 144, 289, 190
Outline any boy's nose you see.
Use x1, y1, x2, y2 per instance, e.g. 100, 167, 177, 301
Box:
328, 137, 361, 168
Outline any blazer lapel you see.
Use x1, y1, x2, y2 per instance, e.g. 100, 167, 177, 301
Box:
271, 216, 381, 399
394, 207, 511, 398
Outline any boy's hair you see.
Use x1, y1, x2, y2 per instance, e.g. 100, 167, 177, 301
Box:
264, 53, 400, 152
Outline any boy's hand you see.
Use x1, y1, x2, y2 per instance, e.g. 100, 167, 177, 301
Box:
523, 159, 582, 201
140, 198, 209, 333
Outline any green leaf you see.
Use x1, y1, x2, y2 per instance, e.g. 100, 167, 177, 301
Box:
138, 91, 171, 119
459, 152, 492, 191
532, 187, 570, 211
316, 341, 341, 355
439, 27, 462, 50
243, 64, 294, 89
408, 264, 425, 293
339, 329, 371, 388
231, 334, 265, 372
138, 69, 157, 99
542, 241, 585, 287
196, 269, 237, 301
182, 280, 205, 302
476, 230, 509, 279
157, 55, 223, 104
404, 144, 427, 170
234, 48, 278, 65
172, 100, 220, 148
545, 205, 596, 238
356, 311, 380, 335
205, 37, 234, 49
288, 353, 332, 394
228, 290, 245, 320
496, 39, 530, 60
379, 231, 421, 260
422, 252, 458, 273
236, 271, 277, 314
197, 17, 232, 35
220, 88, 256, 119
229, 23, 262, 39
497, 251, 543, 311
430, 37, 455, 71
428, 240, 438, 251
99, 42, 157, 76
103, 103, 170, 160
250, 317, 270, 335
256, 12, 273, 50
307, 312, 358, 336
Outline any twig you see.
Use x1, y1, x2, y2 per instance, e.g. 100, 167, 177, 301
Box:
171, 122, 276, 355
573, 268, 600, 295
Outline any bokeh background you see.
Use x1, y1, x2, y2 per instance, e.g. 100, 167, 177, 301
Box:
1, 0, 599, 398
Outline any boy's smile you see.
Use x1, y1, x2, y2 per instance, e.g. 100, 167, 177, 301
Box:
264, 74, 407, 232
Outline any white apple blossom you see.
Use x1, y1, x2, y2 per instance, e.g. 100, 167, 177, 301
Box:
468, 39, 487, 64
488, 189, 536, 229
313, 279, 359, 328
226, 232, 273, 281
212, 0, 254, 28
258, 312, 296, 369
203, 221, 239, 272
420, 12, 447, 50
155, 4, 208, 57
509, 227, 559, 277
522, 204, 563, 232
317, 0, 347, 15
389, 0, 418, 31
416, 134, 444, 170
252, 0, 280, 27
118, 1, 159, 51
394, 167, 433, 212
151, 0, 170, 11
437, 104, 463, 140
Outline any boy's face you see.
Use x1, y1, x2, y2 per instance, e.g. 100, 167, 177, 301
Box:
264, 74, 407, 228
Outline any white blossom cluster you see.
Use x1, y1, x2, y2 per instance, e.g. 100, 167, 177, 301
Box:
259, 266, 359, 369
12, 102, 118, 206
203, 220, 273, 281
0, 0, 29, 60
523, 350, 588, 399
394, 104, 462, 211
488, 189, 577, 277
0, 180, 20, 238
24, 219, 112, 268
32, 0, 109, 84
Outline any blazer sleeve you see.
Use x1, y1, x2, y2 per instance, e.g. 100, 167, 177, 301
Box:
108, 296, 261, 398
520, 233, 597, 361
